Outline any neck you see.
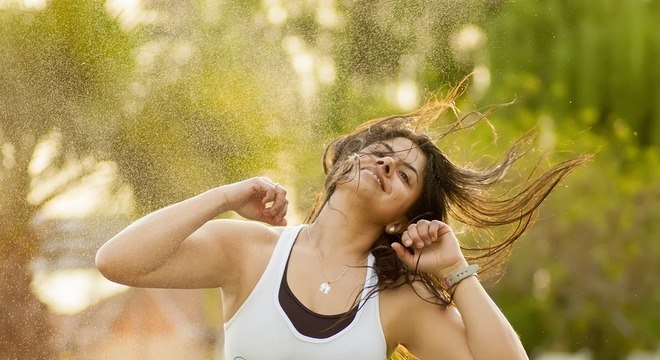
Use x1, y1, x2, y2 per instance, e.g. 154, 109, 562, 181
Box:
307, 197, 383, 265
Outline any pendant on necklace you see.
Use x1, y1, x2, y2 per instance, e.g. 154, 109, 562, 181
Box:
319, 282, 331, 295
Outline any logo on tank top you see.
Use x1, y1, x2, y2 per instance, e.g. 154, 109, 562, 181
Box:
233, 357, 247, 360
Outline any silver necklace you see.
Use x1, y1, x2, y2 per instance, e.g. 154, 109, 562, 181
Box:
306, 225, 350, 295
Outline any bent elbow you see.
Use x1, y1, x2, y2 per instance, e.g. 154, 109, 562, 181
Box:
95, 247, 112, 278
95, 245, 124, 284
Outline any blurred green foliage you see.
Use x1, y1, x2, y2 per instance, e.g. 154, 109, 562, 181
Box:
479, 1, 660, 357
1, 0, 658, 359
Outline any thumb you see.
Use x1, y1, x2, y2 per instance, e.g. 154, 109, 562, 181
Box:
391, 242, 415, 268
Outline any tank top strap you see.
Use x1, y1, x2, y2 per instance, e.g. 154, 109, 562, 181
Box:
275, 226, 377, 293
365, 253, 377, 286
276, 225, 378, 293
268, 224, 306, 279
224, 224, 387, 358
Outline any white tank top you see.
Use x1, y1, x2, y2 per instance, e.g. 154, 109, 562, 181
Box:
223, 225, 387, 360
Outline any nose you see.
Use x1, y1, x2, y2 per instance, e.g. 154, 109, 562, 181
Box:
376, 157, 395, 177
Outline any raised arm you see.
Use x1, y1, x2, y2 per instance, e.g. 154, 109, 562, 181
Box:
95, 177, 289, 289
392, 220, 528, 359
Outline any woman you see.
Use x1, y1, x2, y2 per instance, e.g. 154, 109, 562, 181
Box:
96, 88, 588, 359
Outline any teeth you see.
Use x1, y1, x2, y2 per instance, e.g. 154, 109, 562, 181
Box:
363, 169, 381, 188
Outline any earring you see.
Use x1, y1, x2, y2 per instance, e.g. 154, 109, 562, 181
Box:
388, 225, 397, 233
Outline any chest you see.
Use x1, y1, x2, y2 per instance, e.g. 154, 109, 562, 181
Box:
223, 234, 407, 356
286, 246, 370, 315
223, 243, 388, 359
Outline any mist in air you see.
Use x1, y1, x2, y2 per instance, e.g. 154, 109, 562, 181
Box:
1, 0, 659, 359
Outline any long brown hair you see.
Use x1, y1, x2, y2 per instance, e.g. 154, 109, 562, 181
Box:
305, 80, 591, 306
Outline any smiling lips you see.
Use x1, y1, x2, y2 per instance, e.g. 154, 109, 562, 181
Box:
362, 167, 384, 191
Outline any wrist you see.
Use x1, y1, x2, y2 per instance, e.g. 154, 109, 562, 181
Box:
439, 262, 479, 290
206, 186, 233, 214
436, 259, 470, 279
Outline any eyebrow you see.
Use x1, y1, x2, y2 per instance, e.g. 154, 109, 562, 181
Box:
378, 142, 420, 178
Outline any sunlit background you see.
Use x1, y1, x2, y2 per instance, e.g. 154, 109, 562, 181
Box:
1, 0, 659, 359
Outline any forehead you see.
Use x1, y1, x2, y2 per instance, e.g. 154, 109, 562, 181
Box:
367, 137, 426, 170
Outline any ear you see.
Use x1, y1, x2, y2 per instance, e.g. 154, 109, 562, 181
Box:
385, 218, 408, 234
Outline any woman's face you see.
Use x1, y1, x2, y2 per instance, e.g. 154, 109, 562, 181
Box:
338, 137, 427, 224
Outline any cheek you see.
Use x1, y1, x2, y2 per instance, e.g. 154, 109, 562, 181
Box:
398, 187, 423, 213
385, 190, 418, 216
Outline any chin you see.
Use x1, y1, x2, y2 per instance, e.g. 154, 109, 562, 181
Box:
333, 181, 378, 208
343, 175, 381, 197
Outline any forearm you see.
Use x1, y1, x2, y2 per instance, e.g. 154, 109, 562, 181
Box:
452, 276, 528, 360
96, 186, 230, 278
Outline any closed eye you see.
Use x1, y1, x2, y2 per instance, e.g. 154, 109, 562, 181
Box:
399, 171, 409, 184
364, 142, 420, 185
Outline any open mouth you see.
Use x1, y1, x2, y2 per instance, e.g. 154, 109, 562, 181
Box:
361, 167, 384, 191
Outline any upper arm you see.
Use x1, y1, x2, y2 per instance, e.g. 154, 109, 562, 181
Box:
115, 219, 277, 290
398, 285, 473, 360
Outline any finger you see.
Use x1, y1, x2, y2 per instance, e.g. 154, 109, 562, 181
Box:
269, 185, 288, 215
261, 184, 288, 225
268, 201, 288, 225
261, 188, 276, 206
274, 200, 288, 219
401, 231, 413, 248
428, 220, 442, 241
258, 178, 279, 206
415, 220, 432, 245
391, 242, 415, 268
436, 221, 453, 238
406, 224, 424, 249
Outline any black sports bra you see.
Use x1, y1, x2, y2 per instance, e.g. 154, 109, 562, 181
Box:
278, 239, 358, 339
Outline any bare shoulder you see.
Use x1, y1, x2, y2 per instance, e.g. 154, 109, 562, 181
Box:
208, 219, 286, 319
381, 281, 468, 358
201, 218, 285, 279
200, 218, 284, 276
201, 218, 283, 250
381, 280, 456, 326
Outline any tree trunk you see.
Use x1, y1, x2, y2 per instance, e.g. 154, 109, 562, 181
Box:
0, 252, 55, 360
0, 139, 55, 359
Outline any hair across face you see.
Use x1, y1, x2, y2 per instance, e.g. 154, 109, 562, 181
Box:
306, 116, 455, 305
331, 137, 429, 225
307, 95, 591, 307
311, 117, 448, 228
